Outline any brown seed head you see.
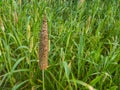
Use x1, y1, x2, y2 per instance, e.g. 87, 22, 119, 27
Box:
39, 14, 48, 70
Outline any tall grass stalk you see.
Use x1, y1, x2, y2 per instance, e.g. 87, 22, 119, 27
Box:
39, 13, 48, 90
42, 70, 45, 90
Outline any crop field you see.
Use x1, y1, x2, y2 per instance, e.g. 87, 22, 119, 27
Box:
0, 0, 120, 90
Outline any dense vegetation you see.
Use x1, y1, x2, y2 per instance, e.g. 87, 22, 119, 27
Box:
0, 0, 120, 90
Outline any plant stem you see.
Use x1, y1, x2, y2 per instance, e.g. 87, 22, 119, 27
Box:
42, 70, 45, 90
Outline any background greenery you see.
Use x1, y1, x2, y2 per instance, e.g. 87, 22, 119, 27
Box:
0, 0, 120, 90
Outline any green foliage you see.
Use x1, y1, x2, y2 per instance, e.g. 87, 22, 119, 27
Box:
0, 0, 120, 90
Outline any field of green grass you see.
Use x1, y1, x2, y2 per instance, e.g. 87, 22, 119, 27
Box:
0, 0, 120, 90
